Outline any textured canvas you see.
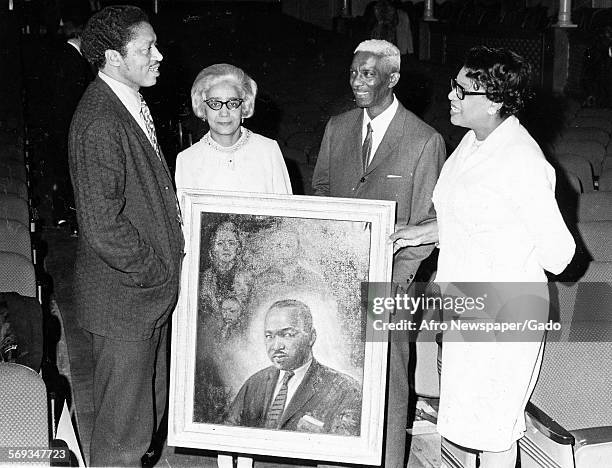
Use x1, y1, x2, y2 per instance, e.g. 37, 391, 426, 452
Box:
170, 191, 394, 464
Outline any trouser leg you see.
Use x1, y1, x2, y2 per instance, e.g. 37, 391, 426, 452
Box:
153, 324, 168, 435
383, 338, 410, 468
89, 327, 162, 467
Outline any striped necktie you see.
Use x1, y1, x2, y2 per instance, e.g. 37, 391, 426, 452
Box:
362, 122, 373, 173
264, 371, 294, 429
139, 94, 162, 160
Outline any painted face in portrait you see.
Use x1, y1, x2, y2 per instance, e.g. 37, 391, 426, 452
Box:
210, 225, 240, 269
349, 51, 398, 118
112, 22, 162, 90
220, 297, 242, 325
204, 81, 244, 146
264, 306, 316, 371
270, 230, 299, 264
232, 271, 252, 299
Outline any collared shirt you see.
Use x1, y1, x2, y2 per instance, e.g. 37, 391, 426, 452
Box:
361, 94, 399, 165
271, 358, 312, 411
98, 71, 154, 148
67, 38, 82, 55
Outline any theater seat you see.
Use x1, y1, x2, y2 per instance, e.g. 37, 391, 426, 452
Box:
554, 141, 605, 177
577, 192, 612, 221
0, 252, 36, 298
558, 126, 610, 148
0, 161, 27, 183
576, 221, 612, 262
554, 154, 594, 192
569, 116, 612, 134
576, 108, 612, 120
599, 170, 612, 191
0, 193, 29, 227
0, 363, 49, 465
0, 176, 28, 200
519, 261, 612, 468
0, 219, 31, 260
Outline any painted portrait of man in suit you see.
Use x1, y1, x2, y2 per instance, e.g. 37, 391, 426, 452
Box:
225, 299, 362, 436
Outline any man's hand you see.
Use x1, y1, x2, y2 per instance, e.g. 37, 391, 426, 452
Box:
389, 221, 439, 253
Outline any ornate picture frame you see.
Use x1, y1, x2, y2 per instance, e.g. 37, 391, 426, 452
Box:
169, 190, 394, 464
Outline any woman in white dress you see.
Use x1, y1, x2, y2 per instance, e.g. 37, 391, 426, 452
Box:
175, 63, 292, 194
391, 46, 575, 467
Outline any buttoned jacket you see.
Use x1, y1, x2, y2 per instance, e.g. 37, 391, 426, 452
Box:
312, 102, 446, 283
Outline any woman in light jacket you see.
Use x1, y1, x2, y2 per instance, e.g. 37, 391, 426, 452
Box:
391, 46, 575, 467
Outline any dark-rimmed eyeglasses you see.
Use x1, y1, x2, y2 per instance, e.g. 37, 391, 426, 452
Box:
204, 98, 244, 111
450, 78, 487, 100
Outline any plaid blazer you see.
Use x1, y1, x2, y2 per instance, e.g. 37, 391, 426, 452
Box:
69, 77, 184, 340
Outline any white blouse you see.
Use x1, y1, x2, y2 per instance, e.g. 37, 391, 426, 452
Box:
175, 128, 293, 195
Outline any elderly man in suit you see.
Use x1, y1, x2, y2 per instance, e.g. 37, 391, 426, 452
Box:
225, 299, 362, 435
68, 6, 183, 466
312, 39, 445, 468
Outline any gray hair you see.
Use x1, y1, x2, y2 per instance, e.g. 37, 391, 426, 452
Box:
191, 63, 257, 120
354, 39, 401, 74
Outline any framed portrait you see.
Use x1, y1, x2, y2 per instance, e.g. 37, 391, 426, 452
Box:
169, 191, 395, 464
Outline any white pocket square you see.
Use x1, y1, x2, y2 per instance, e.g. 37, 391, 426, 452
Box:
386, 174, 403, 179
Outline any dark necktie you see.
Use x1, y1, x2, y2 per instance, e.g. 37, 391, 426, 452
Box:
264, 371, 294, 429
139, 94, 161, 160
362, 122, 373, 173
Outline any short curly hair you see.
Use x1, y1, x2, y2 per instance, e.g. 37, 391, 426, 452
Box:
463, 46, 533, 117
81, 5, 149, 70
191, 64, 258, 120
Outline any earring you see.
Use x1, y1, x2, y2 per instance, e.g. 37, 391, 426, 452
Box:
487, 107, 496, 116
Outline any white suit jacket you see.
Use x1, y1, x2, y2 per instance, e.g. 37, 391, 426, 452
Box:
433, 115, 575, 282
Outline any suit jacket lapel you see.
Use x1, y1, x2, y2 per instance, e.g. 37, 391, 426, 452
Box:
279, 361, 318, 427
95, 78, 174, 182
366, 105, 404, 173
347, 111, 364, 174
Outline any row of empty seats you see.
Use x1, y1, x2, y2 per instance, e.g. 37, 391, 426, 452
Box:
521, 105, 612, 468
0, 129, 39, 300
0, 13, 51, 462
553, 107, 612, 192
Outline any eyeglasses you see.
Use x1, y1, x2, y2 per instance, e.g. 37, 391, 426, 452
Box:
204, 98, 244, 111
450, 78, 487, 100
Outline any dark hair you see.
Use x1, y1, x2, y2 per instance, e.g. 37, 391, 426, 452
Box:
268, 299, 313, 332
81, 5, 149, 70
464, 46, 533, 117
